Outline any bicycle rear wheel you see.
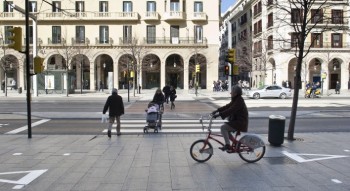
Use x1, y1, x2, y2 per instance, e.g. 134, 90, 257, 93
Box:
237, 142, 265, 163
190, 140, 213, 163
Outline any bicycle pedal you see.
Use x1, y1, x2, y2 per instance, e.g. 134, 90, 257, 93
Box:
226, 150, 234, 153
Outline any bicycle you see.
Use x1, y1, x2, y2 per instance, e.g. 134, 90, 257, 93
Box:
190, 114, 266, 163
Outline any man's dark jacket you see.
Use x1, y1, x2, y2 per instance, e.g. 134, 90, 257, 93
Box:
217, 95, 248, 132
103, 93, 124, 117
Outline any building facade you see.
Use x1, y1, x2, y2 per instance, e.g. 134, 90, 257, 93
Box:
221, 0, 350, 93
0, 0, 220, 93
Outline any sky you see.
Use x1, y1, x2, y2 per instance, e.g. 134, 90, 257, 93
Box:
221, 0, 237, 13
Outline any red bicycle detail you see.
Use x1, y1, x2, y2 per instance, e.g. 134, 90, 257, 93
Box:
190, 114, 266, 163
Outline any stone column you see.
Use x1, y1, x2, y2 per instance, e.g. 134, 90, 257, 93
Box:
341, 62, 349, 91
114, 61, 119, 89
89, 62, 95, 91
184, 61, 189, 90
161, 59, 166, 88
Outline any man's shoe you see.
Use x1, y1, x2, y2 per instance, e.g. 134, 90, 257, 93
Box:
117, 132, 121, 136
219, 144, 230, 151
107, 130, 111, 138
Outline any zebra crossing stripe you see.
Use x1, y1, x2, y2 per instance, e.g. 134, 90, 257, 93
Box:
103, 129, 221, 133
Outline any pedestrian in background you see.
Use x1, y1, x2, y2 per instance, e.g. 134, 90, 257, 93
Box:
162, 84, 171, 104
103, 88, 124, 138
99, 80, 104, 92
11, 79, 16, 90
335, 81, 340, 94
1, 80, 5, 93
169, 86, 177, 110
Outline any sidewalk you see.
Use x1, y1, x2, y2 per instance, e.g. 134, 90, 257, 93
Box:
0, 132, 349, 190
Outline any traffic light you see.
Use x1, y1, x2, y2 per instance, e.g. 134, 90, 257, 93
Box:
34, 56, 45, 74
7, 27, 23, 52
195, 64, 200, 73
225, 49, 236, 64
232, 64, 239, 75
224, 65, 229, 75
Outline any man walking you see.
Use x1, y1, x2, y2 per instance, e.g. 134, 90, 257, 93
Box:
103, 88, 124, 138
162, 84, 171, 104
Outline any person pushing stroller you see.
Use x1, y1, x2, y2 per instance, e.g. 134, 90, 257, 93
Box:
152, 89, 165, 127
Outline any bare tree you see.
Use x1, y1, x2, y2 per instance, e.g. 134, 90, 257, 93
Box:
56, 37, 76, 97
273, 0, 338, 140
122, 37, 149, 96
188, 46, 207, 95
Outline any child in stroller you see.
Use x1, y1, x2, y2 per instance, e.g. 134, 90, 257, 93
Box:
143, 102, 163, 133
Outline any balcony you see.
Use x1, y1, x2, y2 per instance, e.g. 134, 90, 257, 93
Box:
36, 12, 139, 21
141, 37, 207, 46
163, 11, 185, 21
47, 38, 66, 46
95, 37, 114, 46
71, 37, 90, 46
191, 12, 207, 21
0, 12, 23, 20
144, 12, 159, 21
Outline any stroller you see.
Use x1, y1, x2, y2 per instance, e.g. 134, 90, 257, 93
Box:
143, 102, 163, 133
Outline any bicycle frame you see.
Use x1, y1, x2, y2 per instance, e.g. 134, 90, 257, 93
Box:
199, 115, 241, 154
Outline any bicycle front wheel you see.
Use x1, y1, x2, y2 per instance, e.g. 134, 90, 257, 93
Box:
190, 140, 213, 163
237, 142, 265, 163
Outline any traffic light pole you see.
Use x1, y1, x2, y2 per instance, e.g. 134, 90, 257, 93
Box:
25, 0, 32, 138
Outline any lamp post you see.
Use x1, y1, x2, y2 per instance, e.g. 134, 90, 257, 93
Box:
80, 58, 83, 94
103, 62, 106, 91
0, 36, 7, 97
127, 60, 132, 102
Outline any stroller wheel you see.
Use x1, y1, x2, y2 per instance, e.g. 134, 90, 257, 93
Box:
143, 127, 148, 134
154, 129, 158, 133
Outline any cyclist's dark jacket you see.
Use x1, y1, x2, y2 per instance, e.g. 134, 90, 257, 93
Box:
217, 95, 248, 132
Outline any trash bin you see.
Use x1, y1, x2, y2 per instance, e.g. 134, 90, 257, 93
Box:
268, 115, 286, 146
18, 87, 22, 94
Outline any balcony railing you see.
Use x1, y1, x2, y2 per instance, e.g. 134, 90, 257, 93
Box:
48, 38, 66, 45
163, 11, 185, 20
36, 12, 139, 21
95, 37, 114, 45
191, 12, 207, 21
71, 37, 90, 45
144, 12, 159, 20
282, 41, 350, 49
142, 37, 207, 46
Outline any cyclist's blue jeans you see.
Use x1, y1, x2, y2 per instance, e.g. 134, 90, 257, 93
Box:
220, 123, 236, 145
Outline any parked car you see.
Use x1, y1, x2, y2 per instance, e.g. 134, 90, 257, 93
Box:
246, 85, 292, 99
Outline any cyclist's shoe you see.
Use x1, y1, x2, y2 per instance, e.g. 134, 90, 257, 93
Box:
219, 144, 230, 151
107, 130, 111, 138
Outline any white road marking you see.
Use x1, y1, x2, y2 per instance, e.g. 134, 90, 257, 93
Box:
0, 169, 47, 189
103, 129, 221, 133
344, 150, 349, 152
13, 153, 22, 156
282, 151, 348, 163
63, 153, 70, 156
331, 179, 342, 184
5, 119, 51, 135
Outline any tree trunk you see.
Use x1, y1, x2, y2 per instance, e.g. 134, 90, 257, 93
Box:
66, 69, 69, 97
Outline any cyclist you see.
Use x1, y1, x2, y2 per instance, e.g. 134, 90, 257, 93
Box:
211, 85, 248, 151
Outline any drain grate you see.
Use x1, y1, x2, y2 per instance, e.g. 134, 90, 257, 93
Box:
264, 157, 298, 165
284, 137, 304, 142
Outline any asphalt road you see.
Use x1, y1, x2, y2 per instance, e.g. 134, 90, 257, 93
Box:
1, 98, 349, 135
1, 117, 349, 135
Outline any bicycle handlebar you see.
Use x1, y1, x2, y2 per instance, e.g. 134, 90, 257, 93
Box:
199, 114, 214, 131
